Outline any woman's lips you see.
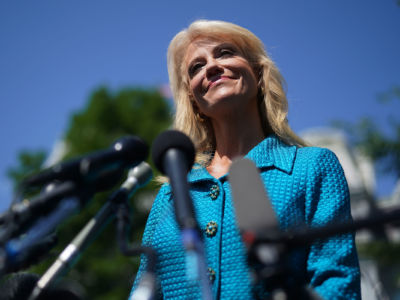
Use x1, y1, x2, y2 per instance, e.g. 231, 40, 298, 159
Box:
207, 76, 231, 90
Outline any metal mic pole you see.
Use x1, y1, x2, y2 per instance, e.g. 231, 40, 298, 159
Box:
28, 162, 154, 300
152, 131, 213, 300
28, 199, 116, 300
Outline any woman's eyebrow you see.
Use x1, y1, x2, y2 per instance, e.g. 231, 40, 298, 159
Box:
187, 56, 202, 71
213, 43, 236, 53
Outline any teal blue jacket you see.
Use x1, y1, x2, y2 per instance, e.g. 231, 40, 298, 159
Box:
130, 135, 361, 299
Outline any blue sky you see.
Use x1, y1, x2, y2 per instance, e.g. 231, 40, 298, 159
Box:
1, 1, 399, 212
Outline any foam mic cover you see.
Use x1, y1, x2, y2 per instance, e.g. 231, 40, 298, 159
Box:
151, 130, 197, 230
22, 135, 149, 187
151, 130, 195, 174
229, 158, 279, 236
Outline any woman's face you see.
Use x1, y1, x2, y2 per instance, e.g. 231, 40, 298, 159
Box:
184, 38, 259, 119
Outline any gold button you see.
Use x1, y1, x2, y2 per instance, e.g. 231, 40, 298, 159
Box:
207, 267, 216, 283
209, 184, 220, 200
205, 221, 218, 237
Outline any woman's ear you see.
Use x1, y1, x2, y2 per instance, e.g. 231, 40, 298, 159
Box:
191, 99, 207, 123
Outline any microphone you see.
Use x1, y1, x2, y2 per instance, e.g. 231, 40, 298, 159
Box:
0, 233, 58, 275
0, 181, 80, 247
229, 158, 283, 276
3, 164, 152, 263
1, 167, 126, 243
128, 272, 157, 300
114, 162, 156, 300
229, 158, 322, 300
0, 167, 134, 270
151, 130, 212, 300
115, 162, 156, 300
1, 199, 73, 275
21, 136, 148, 188
152, 130, 196, 230
118, 161, 153, 199
229, 158, 279, 240
28, 163, 153, 300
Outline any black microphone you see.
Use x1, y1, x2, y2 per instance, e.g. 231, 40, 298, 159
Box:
27, 163, 153, 300
0, 233, 58, 275
152, 130, 196, 230
21, 136, 148, 188
6, 167, 125, 234
151, 130, 212, 300
0, 164, 134, 248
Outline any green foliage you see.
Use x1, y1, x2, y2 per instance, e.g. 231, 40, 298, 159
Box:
7, 86, 172, 299
65, 87, 171, 157
333, 86, 400, 177
7, 150, 47, 191
358, 240, 400, 265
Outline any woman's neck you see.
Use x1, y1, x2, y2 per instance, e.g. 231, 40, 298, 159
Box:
206, 110, 265, 179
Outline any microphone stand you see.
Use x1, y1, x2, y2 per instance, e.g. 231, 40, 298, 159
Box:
248, 205, 400, 299
259, 205, 400, 247
115, 200, 157, 300
28, 197, 114, 300
246, 231, 322, 300
28, 188, 157, 300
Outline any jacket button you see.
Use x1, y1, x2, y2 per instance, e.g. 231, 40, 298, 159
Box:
209, 184, 220, 200
205, 221, 218, 237
208, 267, 216, 283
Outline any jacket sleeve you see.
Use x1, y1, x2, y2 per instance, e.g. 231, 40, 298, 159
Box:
305, 148, 361, 300
128, 184, 170, 299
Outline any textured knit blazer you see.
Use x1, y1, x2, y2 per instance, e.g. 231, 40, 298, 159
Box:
130, 134, 361, 299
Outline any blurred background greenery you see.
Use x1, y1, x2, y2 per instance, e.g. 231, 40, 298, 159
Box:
6, 86, 172, 300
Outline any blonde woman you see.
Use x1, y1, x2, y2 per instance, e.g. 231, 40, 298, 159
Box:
130, 20, 360, 299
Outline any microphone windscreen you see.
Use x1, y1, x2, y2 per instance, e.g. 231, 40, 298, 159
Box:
6, 233, 59, 273
152, 130, 195, 174
229, 158, 279, 234
21, 136, 148, 188
112, 136, 149, 164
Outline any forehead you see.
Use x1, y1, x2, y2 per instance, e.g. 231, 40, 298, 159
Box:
184, 38, 237, 63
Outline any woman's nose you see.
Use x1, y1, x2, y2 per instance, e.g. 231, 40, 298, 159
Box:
205, 59, 223, 78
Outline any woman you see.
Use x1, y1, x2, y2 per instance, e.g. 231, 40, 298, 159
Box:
130, 20, 361, 299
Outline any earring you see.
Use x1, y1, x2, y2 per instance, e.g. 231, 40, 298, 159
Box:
196, 112, 206, 122
191, 97, 206, 123
257, 86, 265, 102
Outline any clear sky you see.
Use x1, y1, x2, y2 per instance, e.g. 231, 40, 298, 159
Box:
1, 1, 399, 212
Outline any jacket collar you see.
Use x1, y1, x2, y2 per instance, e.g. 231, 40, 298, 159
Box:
188, 134, 297, 183
245, 134, 297, 173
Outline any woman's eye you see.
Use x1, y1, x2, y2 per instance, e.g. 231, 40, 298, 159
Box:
220, 48, 234, 57
189, 63, 203, 76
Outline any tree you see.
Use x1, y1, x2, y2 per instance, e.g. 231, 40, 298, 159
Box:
336, 86, 400, 180
7, 150, 47, 193
6, 86, 172, 300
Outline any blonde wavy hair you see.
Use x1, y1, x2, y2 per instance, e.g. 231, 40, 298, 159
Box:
167, 20, 306, 165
